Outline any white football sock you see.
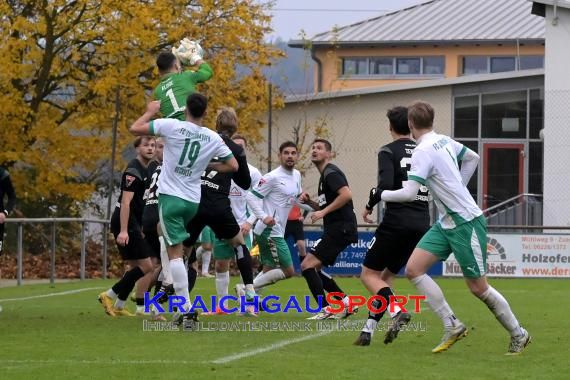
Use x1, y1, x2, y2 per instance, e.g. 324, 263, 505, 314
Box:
159, 236, 173, 284
114, 299, 126, 309
106, 289, 117, 299
362, 318, 377, 335
479, 286, 523, 337
253, 269, 286, 292
389, 304, 402, 318
410, 274, 460, 329
245, 284, 255, 295
170, 258, 192, 312
201, 249, 212, 275
216, 271, 230, 309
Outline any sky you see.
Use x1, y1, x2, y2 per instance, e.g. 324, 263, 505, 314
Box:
267, 0, 429, 41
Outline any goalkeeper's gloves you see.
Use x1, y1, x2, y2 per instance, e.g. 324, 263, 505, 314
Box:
365, 187, 383, 211
180, 39, 204, 65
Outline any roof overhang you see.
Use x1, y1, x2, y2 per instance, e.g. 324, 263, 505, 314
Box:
284, 69, 544, 104
288, 39, 545, 49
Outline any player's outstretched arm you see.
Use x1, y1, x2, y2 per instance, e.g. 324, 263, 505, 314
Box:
366, 149, 395, 211
130, 101, 161, 136
298, 193, 319, 211
311, 186, 352, 223
189, 61, 213, 83
458, 148, 479, 186
232, 150, 251, 190
381, 180, 421, 203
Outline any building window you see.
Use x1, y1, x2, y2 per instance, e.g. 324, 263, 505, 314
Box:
520, 55, 544, 70
454, 95, 479, 138
342, 58, 368, 75
490, 57, 516, 73
463, 55, 544, 75
369, 58, 393, 75
342, 56, 444, 77
423, 56, 445, 74
463, 56, 488, 75
482, 90, 527, 138
396, 57, 421, 74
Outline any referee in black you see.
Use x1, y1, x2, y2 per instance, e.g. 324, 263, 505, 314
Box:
354, 106, 430, 346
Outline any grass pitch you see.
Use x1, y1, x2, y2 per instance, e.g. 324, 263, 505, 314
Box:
0, 277, 565, 379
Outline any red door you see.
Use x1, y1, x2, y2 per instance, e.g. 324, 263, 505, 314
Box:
483, 143, 524, 210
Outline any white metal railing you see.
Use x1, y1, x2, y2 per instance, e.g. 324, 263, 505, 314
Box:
3, 218, 110, 286
483, 193, 543, 227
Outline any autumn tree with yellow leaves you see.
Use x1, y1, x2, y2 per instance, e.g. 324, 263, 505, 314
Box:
0, 0, 283, 216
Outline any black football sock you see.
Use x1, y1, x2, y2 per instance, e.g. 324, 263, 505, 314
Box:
368, 287, 394, 322
319, 270, 345, 300
113, 266, 145, 301
154, 280, 163, 295
302, 268, 328, 307
187, 266, 197, 294
234, 244, 254, 285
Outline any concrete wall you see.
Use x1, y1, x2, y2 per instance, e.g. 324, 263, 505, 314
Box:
251, 86, 452, 221
543, 6, 570, 226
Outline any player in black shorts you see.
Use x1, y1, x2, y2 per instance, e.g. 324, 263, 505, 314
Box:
182, 107, 257, 311
299, 139, 359, 320
98, 136, 156, 317
354, 106, 430, 346
141, 137, 175, 305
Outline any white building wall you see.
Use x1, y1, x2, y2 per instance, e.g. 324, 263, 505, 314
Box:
543, 5, 570, 226
255, 87, 452, 220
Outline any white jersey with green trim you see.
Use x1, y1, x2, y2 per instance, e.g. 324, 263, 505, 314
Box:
149, 118, 233, 203
229, 164, 262, 225
251, 166, 302, 237
408, 131, 482, 229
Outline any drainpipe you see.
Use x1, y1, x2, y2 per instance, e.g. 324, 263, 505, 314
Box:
311, 48, 323, 93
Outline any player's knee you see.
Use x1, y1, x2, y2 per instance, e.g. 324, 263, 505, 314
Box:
140, 260, 153, 274
283, 266, 295, 278
300, 259, 312, 271
405, 265, 421, 280
467, 278, 488, 297
215, 260, 229, 272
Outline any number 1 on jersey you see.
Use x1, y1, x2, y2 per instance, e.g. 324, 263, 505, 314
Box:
166, 88, 184, 113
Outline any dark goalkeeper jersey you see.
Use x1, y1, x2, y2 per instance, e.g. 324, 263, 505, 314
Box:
377, 138, 430, 231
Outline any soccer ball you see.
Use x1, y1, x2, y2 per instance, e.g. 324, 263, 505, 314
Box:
172, 38, 204, 66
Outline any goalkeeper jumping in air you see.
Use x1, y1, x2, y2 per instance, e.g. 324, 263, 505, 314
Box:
154, 38, 213, 120
144, 39, 212, 308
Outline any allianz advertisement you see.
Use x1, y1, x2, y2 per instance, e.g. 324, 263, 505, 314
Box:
443, 234, 570, 278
